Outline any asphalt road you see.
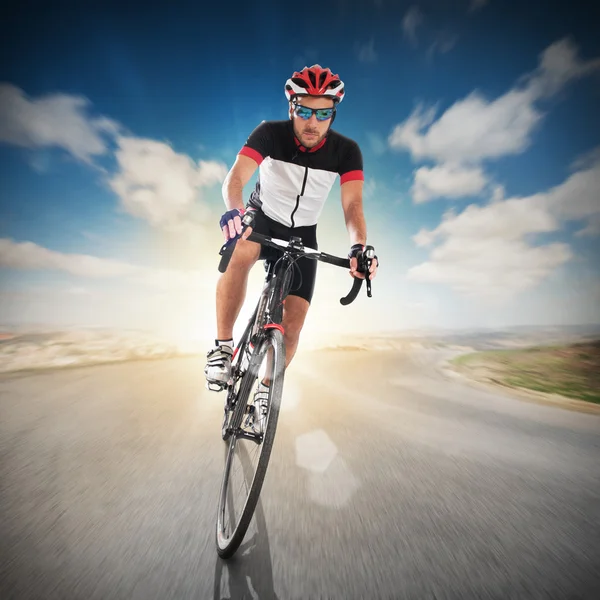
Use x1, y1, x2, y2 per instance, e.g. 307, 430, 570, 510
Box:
1, 348, 599, 599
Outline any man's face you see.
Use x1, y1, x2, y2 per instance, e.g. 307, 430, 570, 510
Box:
291, 95, 335, 148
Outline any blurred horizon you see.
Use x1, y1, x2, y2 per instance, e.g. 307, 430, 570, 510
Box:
2, 321, 599, 376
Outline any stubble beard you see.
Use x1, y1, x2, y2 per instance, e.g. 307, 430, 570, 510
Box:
294, 120, 328, 148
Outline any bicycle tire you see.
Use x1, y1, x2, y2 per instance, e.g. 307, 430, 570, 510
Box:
215, 328, 286, 559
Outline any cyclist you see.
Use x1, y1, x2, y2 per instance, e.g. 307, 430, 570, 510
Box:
205, 64, 379, 409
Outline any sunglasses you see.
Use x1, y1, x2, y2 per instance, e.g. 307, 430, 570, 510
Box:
293, 104, 335, 121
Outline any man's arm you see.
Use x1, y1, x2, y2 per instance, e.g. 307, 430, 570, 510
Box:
341, 179, 378, 279
222, 154, 259, 210
340, 180, 367, 246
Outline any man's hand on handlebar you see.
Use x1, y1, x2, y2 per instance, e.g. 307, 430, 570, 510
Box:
220, 207, 255, 243
348, 243, 379, 280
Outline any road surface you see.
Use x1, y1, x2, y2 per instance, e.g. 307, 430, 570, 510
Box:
1, 348, 599, 599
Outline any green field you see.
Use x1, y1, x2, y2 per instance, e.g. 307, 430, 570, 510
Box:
450, 340, 600, 404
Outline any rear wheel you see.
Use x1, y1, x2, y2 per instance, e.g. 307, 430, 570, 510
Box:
215, 328, 285, 559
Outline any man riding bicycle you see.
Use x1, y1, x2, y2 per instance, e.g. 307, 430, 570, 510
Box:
205, 64, 379, 408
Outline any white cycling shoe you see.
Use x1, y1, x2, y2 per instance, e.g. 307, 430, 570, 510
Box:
204, 345, 233, 392
250, 382, 270, 434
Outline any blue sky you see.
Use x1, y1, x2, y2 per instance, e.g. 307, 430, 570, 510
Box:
1, 0, 599, 341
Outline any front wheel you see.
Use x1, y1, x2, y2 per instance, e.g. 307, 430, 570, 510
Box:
215, 328, 286, 559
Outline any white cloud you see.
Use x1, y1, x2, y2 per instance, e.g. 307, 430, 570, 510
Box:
413, 227, 437, 248
357, 39, 377, 64
109, 136, 227, 228
0, 84, 229, 230
0, 83, 119, 163
408, 238, 571, 301
402, 6, 423, 46
525, 38, 600, 99
0, 238, 208, 292
412, 163, 488, 203
417, 196, 559, 246
389, 38, 600, 164
407, 156, 600, 299
395, 37, 599, 303
390, 90, 542, 163
544, 157, 600, 222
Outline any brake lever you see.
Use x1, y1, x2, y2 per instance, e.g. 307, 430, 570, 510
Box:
363, 246, 375, 298
218, 209, 257, 273
340, 246, 376, 305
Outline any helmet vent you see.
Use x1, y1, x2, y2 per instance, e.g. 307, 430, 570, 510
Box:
291, 77, 308, 89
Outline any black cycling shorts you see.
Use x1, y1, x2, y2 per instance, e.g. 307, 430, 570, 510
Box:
247, 207, 318, 303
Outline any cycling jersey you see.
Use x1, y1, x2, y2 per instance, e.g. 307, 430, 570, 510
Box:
238, 120, 364, 228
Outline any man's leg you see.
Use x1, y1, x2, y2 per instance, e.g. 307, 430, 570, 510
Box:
216, 237, 261, 340
259, 294, 309, 388
205, 237, 260, 388
280, 294, 310, 367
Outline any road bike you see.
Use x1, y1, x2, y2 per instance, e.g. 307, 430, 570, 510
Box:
214, 210, 375, 559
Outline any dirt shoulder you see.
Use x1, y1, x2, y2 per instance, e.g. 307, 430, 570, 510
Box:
446, 340, 600, 414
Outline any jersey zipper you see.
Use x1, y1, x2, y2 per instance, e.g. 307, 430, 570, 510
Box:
290, 166, 309, 228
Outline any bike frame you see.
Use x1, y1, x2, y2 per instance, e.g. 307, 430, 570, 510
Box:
221, 249, 295, 442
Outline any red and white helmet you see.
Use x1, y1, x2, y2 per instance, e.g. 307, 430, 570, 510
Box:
285, 65, 345, 104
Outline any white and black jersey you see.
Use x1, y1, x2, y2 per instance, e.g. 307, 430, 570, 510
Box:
239, 120, 364, 228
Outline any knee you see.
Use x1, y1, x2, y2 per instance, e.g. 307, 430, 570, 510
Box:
229, 239, 260, 271
282, 313, 306, 342
281, 297, 310, 342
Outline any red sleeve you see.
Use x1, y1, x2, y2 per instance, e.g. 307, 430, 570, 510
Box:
340, 170, 364, 184
339, 140, 364, 185
239, 146, 264, 165
238, 121, 272, 165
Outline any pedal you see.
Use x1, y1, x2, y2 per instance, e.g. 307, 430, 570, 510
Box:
206, 380, 228, 392
243, 405, 255, 428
